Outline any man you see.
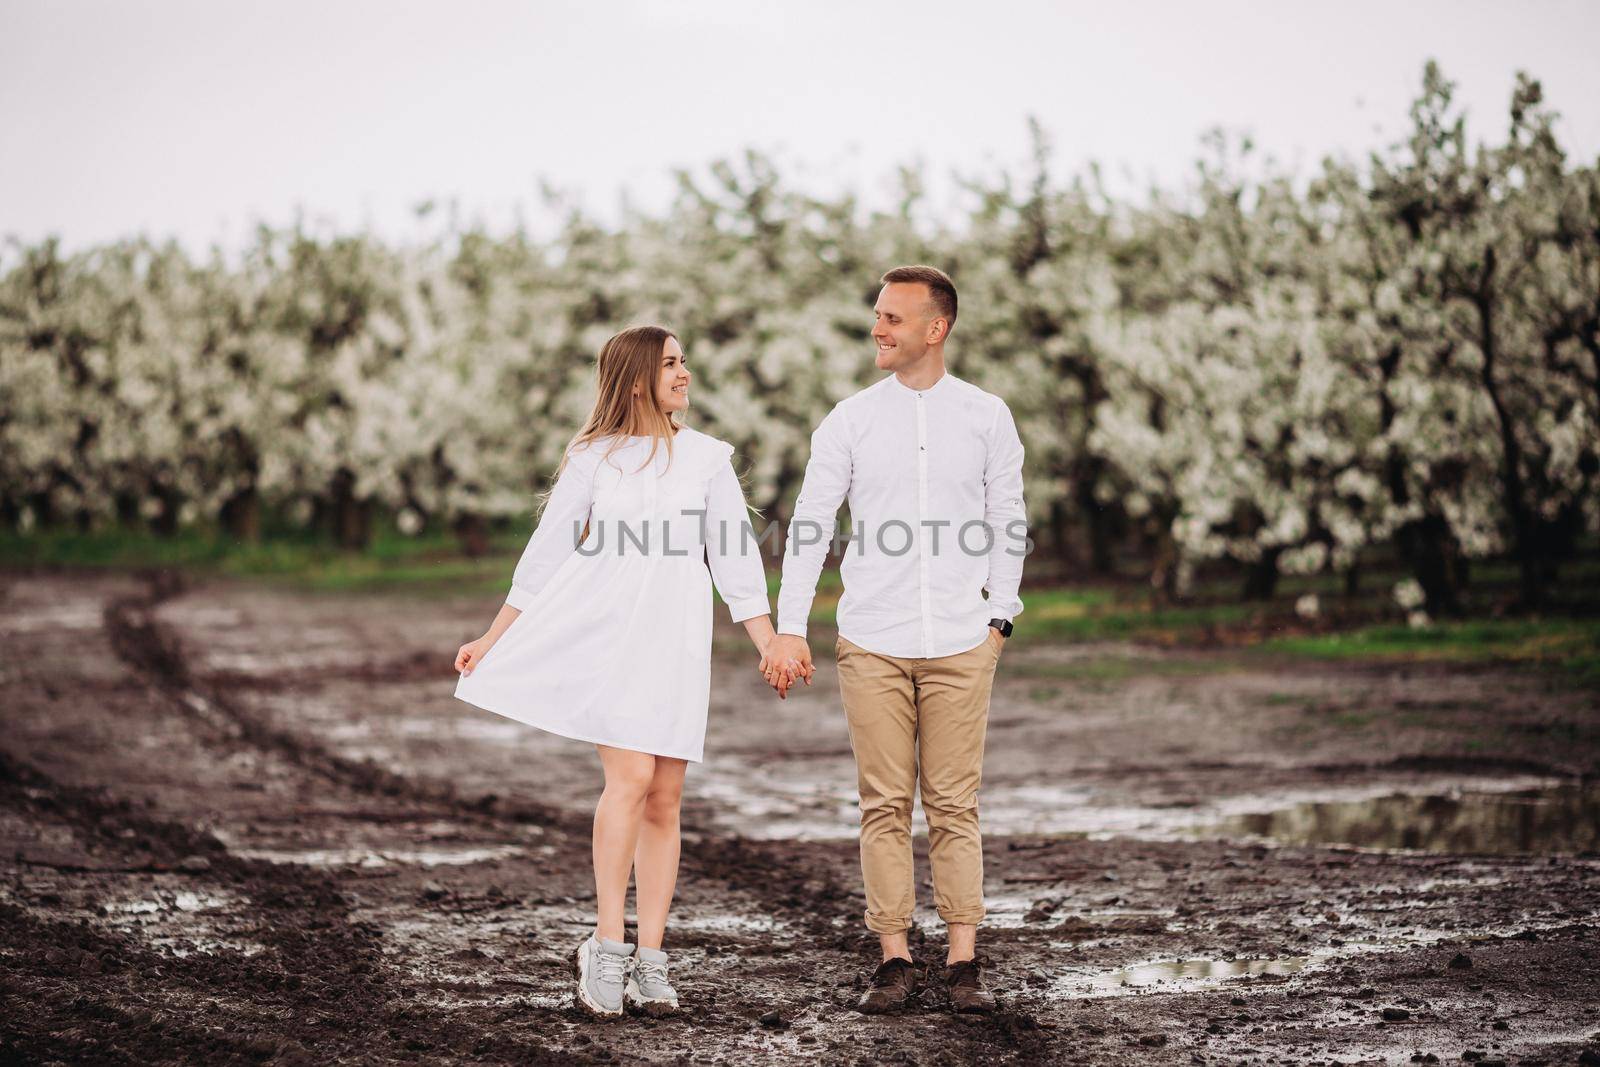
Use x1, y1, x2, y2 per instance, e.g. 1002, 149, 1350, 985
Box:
761, 265, 1027, 1013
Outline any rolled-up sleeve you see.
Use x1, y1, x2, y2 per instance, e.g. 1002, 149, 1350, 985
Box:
504, 446, 599, 612
704, 457, 771, 623
982, 399, 1027, 622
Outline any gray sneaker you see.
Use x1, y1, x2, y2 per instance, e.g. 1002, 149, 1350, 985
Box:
574, 934, 634, 1017
625, 945, 680, 1015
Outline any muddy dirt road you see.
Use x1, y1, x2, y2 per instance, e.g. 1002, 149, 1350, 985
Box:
2, 569, 1597, 1065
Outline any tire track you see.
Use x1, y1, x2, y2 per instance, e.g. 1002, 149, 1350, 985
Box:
102, 569, 570, 832
102, 570, 871, 935
0, 751, 605, 1066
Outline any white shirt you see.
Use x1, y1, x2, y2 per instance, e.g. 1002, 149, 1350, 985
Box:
776, 371, 1027, 659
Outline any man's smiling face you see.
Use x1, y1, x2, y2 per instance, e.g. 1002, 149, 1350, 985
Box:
872, 282, 942, 371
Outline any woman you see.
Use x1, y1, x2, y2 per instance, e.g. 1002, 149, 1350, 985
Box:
452, 325, 783, 1019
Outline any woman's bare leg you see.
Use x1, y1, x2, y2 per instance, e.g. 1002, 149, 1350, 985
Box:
633, 756, 687, 950
593, 744, 656, 943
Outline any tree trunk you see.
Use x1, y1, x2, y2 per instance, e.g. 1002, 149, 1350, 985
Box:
1241, 546, 1282, 601
1474, 249, 1541, 608
1396, 514, 1463, 616
220, 432, 262, 544
28, 491, 56, 529
114, 490, 141, 527
1379, 334, 1464, 615
220, 488, 261, 544
327, 469, 372, 551
454, 513, 490, 557
1149, 522, 1182, 605
1048, 498, 1072, 565
1073, 464, 1115, 575
148, 484, 183, 537
1342, 563, 1360, 598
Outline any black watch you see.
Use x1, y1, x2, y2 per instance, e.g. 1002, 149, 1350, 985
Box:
988, 618, 1013, 638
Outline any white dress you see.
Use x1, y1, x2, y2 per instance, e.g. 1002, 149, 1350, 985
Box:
454, 426, 770, 762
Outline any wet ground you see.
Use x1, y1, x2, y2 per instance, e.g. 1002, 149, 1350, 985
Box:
2, 568, 1598, 1065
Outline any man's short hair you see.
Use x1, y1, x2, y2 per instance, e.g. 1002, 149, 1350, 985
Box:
880, 265, 957, 326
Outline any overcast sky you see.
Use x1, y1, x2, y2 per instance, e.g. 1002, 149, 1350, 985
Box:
3, 0, 1598, 257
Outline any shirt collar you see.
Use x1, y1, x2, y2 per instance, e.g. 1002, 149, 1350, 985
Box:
887, 369, 953, 397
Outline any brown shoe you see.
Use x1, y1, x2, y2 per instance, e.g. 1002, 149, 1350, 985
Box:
856, 957, 918, 1014
943, 958, 996, 1013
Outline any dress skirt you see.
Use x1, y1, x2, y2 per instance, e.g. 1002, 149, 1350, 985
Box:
453, 427, 770, 763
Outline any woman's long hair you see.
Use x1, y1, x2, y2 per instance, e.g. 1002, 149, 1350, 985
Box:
537, 325, 680, 517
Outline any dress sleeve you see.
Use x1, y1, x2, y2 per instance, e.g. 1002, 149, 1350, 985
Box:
504, 444, 601, 612
703, 446, 772, 623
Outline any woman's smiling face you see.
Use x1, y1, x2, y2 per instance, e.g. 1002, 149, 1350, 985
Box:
655, 335, 691, 413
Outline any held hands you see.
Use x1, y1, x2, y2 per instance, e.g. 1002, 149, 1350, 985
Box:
758, 633, 814, 700
454, 635, 494, 676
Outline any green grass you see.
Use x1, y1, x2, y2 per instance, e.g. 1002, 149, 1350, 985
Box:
1019, 599, 1263, 643
6, 526, 1596, 681
1260, 617, 1600, 659
1006, 655, 1250, 681
0, 526, 525, 597
767, 580, 1269, 647
1261, 618, 1600, 683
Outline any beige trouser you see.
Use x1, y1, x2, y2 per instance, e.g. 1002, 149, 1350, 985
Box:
835, 633, 1000, 935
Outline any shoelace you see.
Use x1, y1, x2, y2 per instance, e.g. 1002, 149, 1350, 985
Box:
594, 948, 632, 985
635, 957, 669, 988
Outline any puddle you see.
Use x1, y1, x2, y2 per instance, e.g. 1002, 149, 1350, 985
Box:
0, 604, 104, 634
402, 988, 570, 1012
690, 775, 861, 841
1051, 954, 1315, 998
670, 912, 780, 935
1080, 956, 1309, 994
979, 890, 1175, 931
1209, 782, 1600, 855
323, 718, 528, 743
1052, 913, 1597, 999
102, 891, 233, 916
495, 904, 781, 939
231, 844, 525, 868
205, 647, 346, 672
154, 937, 267, 958
96, 889, 266, 958
687, 764, 1594, 857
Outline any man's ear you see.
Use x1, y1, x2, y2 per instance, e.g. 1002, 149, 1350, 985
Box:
927, 318, 949, 344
